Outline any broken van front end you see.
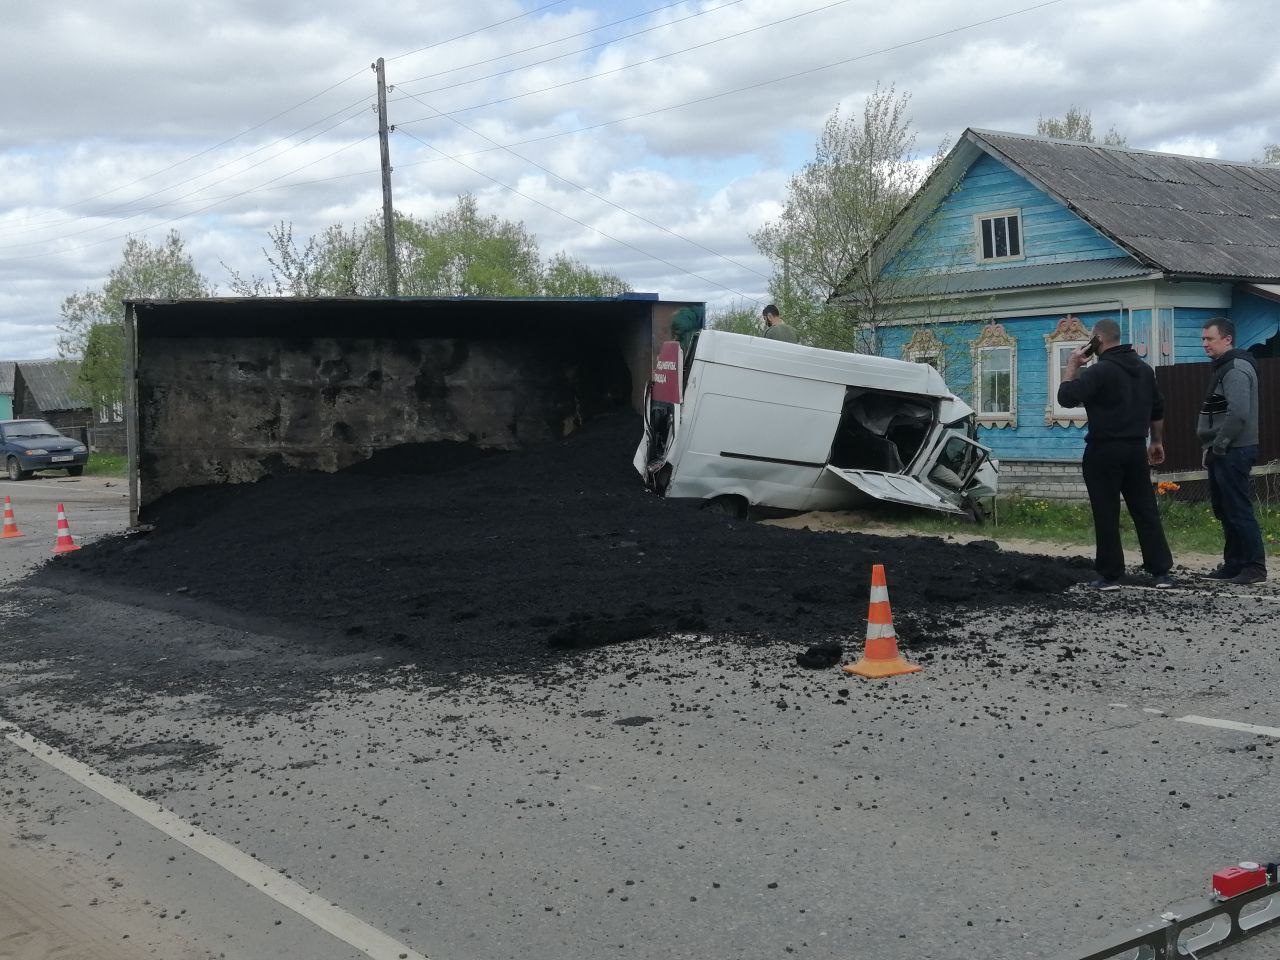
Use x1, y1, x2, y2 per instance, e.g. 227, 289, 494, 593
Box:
635, 331, 998, 518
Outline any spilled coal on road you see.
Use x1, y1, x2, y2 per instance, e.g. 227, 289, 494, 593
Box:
38, 412, 1086, 676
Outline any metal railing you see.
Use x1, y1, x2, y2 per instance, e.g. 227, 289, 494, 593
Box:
1058, 876, 1280, 959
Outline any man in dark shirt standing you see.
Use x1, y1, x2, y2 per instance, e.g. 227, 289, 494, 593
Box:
761, 304, 799, 343
1197, 318, 1266, 584
1058, 318, 1174, 590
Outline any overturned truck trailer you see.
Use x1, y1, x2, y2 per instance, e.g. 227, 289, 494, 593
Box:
123, 295, 701, 525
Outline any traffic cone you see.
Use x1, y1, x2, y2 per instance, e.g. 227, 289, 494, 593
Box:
53, 502, 81, 554
842, 564, 921, 678
1, 496, 23, 539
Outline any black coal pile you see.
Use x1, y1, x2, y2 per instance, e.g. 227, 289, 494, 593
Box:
40, 412, 1087, 670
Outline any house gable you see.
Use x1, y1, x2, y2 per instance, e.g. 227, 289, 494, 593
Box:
884, 153, 1132, 280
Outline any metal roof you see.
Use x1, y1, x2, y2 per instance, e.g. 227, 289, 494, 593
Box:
0, 362, 14, 395
897, 257, 1155, 299
970, 130, 1280, 281
16, 359, 83, 412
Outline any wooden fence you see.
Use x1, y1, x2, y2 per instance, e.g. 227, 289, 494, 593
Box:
1155, 356, 1278, 472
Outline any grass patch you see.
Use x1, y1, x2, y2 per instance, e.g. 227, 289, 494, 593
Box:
82, 453, 127, 478
875, 495, 1280, 557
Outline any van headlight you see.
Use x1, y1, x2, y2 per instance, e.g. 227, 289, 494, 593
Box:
24, 448, 49, 455
73, 445, 87, 453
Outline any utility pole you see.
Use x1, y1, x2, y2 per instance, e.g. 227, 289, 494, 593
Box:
374, 57, 398, 295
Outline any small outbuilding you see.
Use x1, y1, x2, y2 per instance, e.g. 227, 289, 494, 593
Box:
0, 362, 14, 420
12, 359, 92, 440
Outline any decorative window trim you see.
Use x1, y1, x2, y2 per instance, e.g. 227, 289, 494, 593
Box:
901, 327, 945, 377
970, 323, 1017, 428
1157, 307, 1175, 366
974, 208, 1025, 264
1044, 315, 1091, 427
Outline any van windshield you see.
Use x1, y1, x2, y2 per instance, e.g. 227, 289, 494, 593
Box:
828, 390, 934, 473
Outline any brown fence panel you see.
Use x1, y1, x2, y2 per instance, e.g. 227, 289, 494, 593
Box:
1155, 357, 1279, 471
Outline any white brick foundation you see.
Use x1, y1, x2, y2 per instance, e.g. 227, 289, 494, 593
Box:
997, 459, 1088, 502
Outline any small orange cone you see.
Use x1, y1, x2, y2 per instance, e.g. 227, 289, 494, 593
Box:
842, 564, 921, 678
2, 496, 23, 539
53, 502, 81, 554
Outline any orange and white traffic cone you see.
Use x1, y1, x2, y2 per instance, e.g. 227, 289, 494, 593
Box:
842, 564, 921, 678
1, 496, 23, 539
53, 502, 81, 554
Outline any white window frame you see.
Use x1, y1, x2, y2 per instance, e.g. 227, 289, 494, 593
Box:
1044, 315, 1092, 426
901, 327, 946, 378
974, 208, 1025, 264
970, 324, 1017, 428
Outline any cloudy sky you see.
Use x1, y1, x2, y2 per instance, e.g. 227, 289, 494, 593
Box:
2, 0, 1277, 359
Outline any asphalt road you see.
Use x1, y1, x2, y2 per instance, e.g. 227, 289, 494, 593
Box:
0, 473, 129, 581
1, 474, 1278, 960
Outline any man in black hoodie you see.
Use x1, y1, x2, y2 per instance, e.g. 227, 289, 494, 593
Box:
1058, 318, 1174, 590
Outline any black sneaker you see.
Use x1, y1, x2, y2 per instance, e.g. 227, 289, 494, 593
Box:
1088, 578, 1121, 592
1153, 575, 1174, 589
1230, 569, 1267, 585
1202, 565, 1240, 580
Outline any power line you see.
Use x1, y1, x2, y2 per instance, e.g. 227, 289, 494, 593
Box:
394, 85, 769, 281
0, 94, 374, 241
386, 0, 570, 62
397, 0, 1068, 125
0, 133, 378, 264
7, 73, 371, 236
0, 105, 374, 252
7, 3, 574, 237
115, 0, 1071, 266
396, 0, 849, 106
395, 127, 763, 303
394, 0, 743, 90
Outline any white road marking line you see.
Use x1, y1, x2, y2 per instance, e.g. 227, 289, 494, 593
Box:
1142, 708, 1165, 715
1175, 715, 1280, 738
0, 718, 427, 960
1109, 702, 1129, 708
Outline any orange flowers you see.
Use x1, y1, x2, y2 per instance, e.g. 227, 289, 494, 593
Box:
1156, 481, 1181, 495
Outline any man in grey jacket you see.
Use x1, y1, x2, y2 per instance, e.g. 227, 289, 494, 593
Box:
1198, 318, 1266, 584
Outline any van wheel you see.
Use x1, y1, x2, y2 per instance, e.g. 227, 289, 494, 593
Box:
703, 495, 748, 520
964, 499, 990, 524
6, 457, 28, 482
67, 466, 85, 477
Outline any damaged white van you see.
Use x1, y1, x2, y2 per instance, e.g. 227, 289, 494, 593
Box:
634, 330, 998, 518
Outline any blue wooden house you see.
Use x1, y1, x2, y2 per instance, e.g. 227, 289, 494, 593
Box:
843, 129, 1280, 494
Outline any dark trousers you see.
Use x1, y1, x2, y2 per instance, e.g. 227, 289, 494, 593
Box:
1081, 440, 1173, 581
1207, 445, 1266, 573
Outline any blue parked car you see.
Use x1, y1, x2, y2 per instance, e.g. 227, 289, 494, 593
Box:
1, 419, 89, 480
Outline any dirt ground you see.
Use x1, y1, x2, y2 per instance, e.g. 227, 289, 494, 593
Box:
765, 509, 1228, 569
0, 817, 177, 960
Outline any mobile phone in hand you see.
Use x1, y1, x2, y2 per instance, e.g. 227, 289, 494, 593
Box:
1081, 335, 1102, 358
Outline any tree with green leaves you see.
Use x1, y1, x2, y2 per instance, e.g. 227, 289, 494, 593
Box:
229, 194, 630, 298
541, 252, 630, 297
397, 194, 541, 296
59, 230, 212, 417
706, 300, 764, 337
752, 85, 940, 352
225, 221, 371, 296
1036, 106, 1127, 146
